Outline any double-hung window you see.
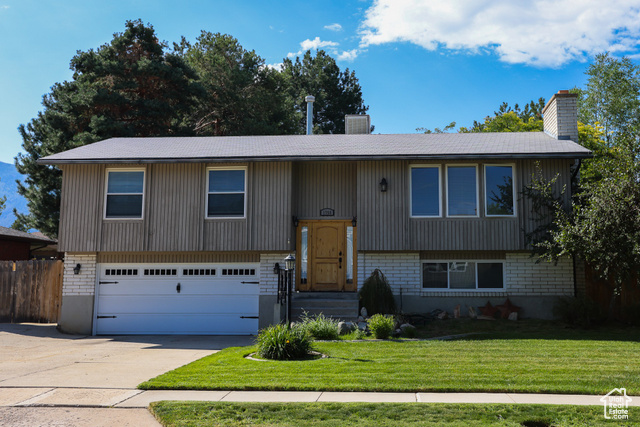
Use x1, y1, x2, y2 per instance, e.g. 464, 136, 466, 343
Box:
485, 165, 515, 216
410, 166, 441, 217
422, 260, 504, 290
105, 170, 144, 219
446, 165, 478, 216
207, 167, 246, 218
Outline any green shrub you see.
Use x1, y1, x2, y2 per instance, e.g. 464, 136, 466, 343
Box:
400, 325, 418, 338
300, 312, 340, 340
256, 323, 313, 360
552, 296, 606, 328
358, 269, 397, 315
368, 314, 395, 339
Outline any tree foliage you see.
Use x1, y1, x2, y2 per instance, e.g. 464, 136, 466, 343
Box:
14, 20, 202, 237
177, 32, 297, 136
281, 50, 368, 134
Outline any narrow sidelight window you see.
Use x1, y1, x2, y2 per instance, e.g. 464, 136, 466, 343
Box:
411, 166, 441, 217
447, 166, 477, 216
485, 165, 515, 216
207, 168, 246, 218
105, 170, 144, 219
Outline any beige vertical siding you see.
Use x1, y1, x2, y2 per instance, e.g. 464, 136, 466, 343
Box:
97, 252, 260, 263
294, 161, 356, 219
58, 164, 104, 252
146, 163, 204, 252
100, 222, 145, 251
250, 162, 293, 251
356, 160, 408, 250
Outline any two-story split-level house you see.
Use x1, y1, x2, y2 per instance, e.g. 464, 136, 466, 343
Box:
40, 90, 591, 335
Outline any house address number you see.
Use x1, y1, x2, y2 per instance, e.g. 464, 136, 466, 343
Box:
320, 208, 335, 216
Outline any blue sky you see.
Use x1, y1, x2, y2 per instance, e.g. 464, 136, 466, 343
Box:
1, 0, 640, 164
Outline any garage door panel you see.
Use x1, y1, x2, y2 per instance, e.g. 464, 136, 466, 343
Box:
97, 294, 259, 314
96, 314, 258, 335
98, 281, 259, 296
96, 263, 260, 335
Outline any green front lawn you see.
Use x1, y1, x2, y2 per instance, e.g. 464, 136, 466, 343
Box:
140, 324, 640, 395
150, 402, 611, 427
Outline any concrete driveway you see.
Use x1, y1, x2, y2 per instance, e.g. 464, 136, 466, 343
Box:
0, 323, 254, 426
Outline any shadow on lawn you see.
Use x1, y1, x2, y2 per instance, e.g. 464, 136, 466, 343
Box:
414, 319, 640, 342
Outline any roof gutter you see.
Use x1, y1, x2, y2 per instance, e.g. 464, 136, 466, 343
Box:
38, 152, 593, 165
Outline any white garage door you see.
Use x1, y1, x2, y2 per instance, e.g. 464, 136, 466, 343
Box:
95, 263, 260, 335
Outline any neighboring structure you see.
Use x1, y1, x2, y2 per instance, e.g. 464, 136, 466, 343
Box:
40, 90, 591, 335
0, 226, 58, 260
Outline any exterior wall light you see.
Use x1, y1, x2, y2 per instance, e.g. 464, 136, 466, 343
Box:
379, 178, 388, 192
273, 263, 280, 274
73, 264, 81, 275
352, 216, 357, 227
292, 216, 299, 227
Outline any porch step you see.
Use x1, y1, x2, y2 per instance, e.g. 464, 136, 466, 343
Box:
291, 292, 359, 321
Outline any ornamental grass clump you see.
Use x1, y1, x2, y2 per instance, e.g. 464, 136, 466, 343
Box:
256, 323, 313, 360
367, 314, 395, 339
300, 312, 340, 340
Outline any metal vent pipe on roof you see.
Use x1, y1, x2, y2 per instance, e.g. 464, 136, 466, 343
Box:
305, 95, 315, 135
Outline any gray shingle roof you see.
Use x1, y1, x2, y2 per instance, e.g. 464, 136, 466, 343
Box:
39, 133, 591, 164
0, 226, 56, 243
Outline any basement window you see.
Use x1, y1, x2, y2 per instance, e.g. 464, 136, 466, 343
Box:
105, 170, 144, 219
422, 261, 504, 290
207, 167, 246, 218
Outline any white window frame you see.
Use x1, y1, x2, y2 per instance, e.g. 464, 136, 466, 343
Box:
205, 166, 248, 219
484, 164, 517, 217
445, 164, 479, 218
103, 168, 145, 220
421, 259, 506, 291
409, 164, 442, 218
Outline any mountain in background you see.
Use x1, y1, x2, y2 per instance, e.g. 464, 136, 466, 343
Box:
0, 161, 28, 228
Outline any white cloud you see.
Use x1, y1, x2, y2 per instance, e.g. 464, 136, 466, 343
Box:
288, 37, 340, 58
338, 49, 360, 61
359, 0, 640, 67
266, 62, 284, 71
324, 23, 343, 32
0, 5, 9, 9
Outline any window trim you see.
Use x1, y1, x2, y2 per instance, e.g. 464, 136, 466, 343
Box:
103, 168, 146, 220
409, 164, 442, 218
484, 163, 517, 217
421, 259, 506, 291
205, 166, 248, 219
445, 164, 479, 218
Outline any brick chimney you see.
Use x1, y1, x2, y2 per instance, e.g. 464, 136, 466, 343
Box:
542, 90, 578, 142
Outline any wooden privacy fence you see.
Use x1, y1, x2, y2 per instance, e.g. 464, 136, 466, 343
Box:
584, 264, 640, 313
0, 260, 63, 323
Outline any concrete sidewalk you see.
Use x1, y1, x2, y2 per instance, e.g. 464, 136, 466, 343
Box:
2, 387, 639, 408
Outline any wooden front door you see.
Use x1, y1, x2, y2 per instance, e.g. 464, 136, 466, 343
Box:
297, 220, 356, 292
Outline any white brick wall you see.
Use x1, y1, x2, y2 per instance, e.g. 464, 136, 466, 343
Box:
63, 253, 97, 296
505, 253, 574, 296
357, 252, 421, 295
356, 251, 575, 298
259, 253, 291, 296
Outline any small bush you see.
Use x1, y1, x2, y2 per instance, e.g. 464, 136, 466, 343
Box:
300, 312, 340, 340
256, 323, 313, 360
553, 296, 606, 328
368, 314, 395, 339
358, 269, 397, 315
400, 325, 418, 338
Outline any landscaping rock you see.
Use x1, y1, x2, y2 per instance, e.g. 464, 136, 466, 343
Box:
338, 321, 355, 335
357, 316, 365, 322
453, 304, 461, 319
508, 312, 518, 321
399, 323, 416, 333
393, 328, 402, 338
357, 321, 368, 331
437, 311, 449, 320
360, 307, 368, 317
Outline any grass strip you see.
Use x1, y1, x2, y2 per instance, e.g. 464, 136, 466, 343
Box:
150, 401, 613, 427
